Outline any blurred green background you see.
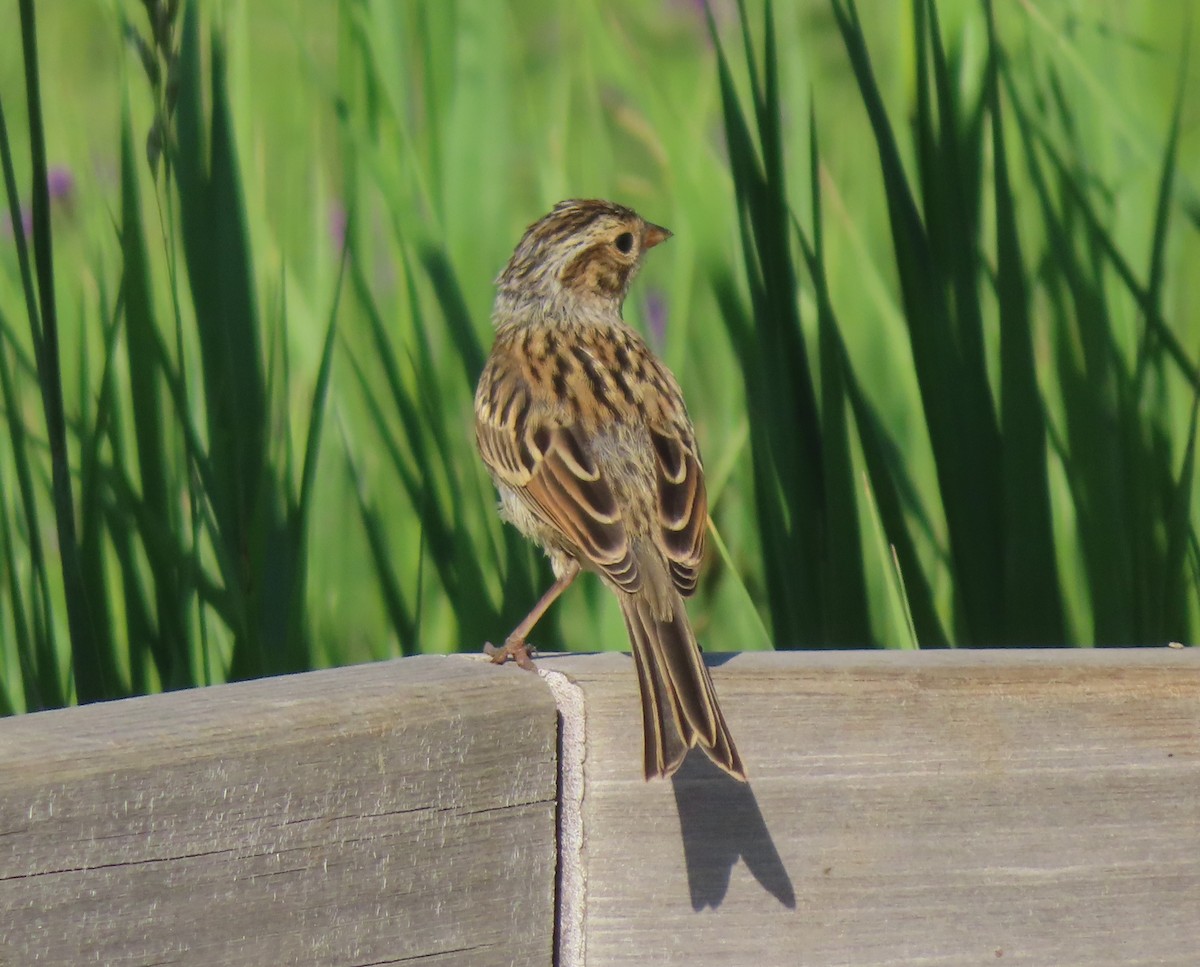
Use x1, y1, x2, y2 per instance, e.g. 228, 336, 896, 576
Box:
1, 0, 1196, 712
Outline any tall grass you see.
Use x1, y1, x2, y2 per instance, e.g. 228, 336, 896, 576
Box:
709, 0, 1198, 648
2, 0, 343, 707
1, 0, 95, 705
0, 0, 1195, 712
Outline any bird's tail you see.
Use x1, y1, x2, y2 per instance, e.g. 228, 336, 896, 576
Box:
619, 591, 747, 781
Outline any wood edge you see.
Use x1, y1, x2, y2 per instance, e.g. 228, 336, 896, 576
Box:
537, 646, 1200, 675
0, 654, 557, 769
540, 668, 585, 967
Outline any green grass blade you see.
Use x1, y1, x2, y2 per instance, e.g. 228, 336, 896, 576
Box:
420, 247, 486, 391
1004, 58, 1186, 646
1019, 128, 1135, 644
711, 0, 834, 647
339, 417, 417, 657
0, 103, 42, 356
0, 469, 41, 711
832, 0, 1005, 643
120, 95, 191, 688
76, 281, 125, 698
1136, 35, 1187, 386
1163, 390, 1200, 638
805, 107, 871, 645
797, 103, 945, 647
296, 257, 345, 531
706, 516, 773, 652
860, 469, 919, 650
1020, 105, 1199, 393
16, 0, 102, 699
282, 241, 347, 661
985, 0, 1065, 645
922, 0, 989, 390
343, 326, 493, 638
175, 7, 290, 677
175, 13, 269, 545
0, 309, 62, 707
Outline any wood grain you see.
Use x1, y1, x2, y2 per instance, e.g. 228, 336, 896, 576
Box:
539, 649, 1200, 967
0, 655, 558, 967
4, 648, 1197, 966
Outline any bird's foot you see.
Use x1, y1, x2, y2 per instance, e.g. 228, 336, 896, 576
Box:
483, 636, 538, 672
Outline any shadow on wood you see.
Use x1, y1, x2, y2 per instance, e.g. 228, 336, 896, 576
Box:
672, 753, 796, 911
539, 648, 1200, 967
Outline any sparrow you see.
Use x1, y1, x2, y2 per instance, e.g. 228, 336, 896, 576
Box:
474, 199, 746, 781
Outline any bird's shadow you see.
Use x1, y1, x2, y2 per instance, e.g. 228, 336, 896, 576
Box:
671, 751, 796, 911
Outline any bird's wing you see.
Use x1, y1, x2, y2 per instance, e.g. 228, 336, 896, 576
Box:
475, 365, 640, 593
647, 420, 707, 598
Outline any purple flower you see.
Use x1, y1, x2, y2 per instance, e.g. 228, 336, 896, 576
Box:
644, 288, 668, 349
3, 166, 75, 242
47, 166, 75, 200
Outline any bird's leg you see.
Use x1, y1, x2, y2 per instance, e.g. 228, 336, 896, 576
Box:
485, 560, 581, 671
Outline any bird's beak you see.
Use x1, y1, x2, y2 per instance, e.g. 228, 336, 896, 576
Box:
642, 223, 672, 249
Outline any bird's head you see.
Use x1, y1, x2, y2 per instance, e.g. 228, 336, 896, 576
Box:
495, 199, 671, 315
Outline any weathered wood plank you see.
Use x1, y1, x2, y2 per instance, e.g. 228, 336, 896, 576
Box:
540, 649, 1200, 967
0, 656, 558, 967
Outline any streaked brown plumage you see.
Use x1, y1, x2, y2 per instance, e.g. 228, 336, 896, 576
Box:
475, 199, 746, 781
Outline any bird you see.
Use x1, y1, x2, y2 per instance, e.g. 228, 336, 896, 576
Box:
474, 198, 747, 781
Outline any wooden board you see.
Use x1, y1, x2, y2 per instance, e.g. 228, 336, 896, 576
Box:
0, 655, 558, 966
539, 649, 1200, 967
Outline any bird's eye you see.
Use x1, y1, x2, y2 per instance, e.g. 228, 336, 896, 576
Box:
614, 232, 635, 254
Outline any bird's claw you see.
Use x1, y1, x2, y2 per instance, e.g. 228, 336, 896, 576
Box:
483, 638, 537, 671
